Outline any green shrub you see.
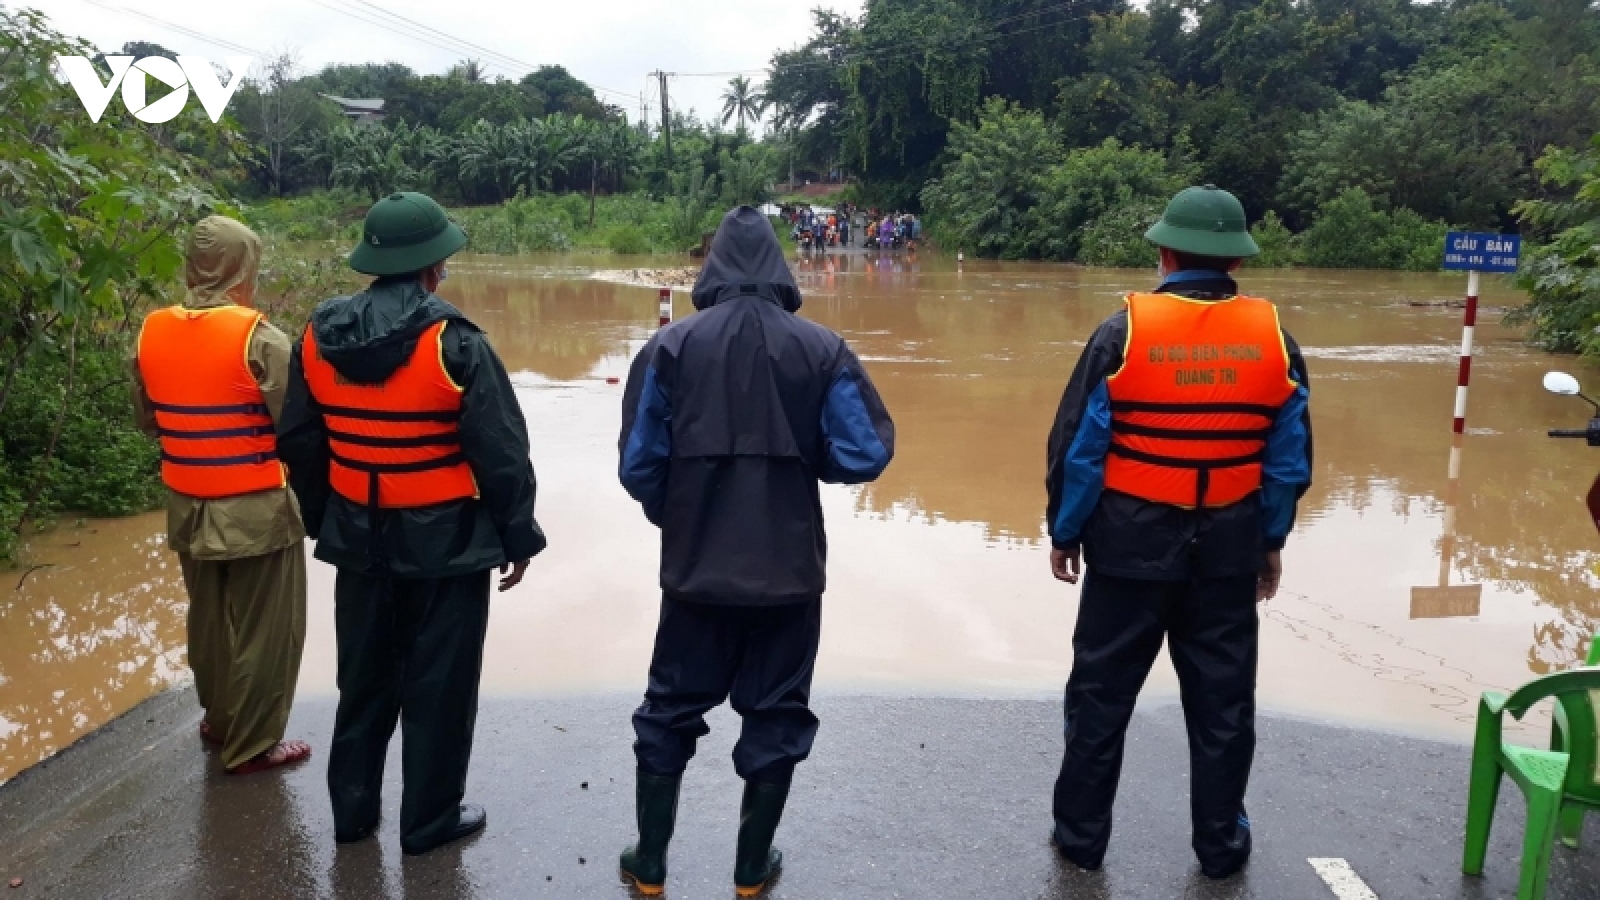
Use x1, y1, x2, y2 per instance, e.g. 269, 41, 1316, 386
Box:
1024, 139, 1191, 261
1299, 187, 1448, 271
1248, 211, 1298, 267
921, 99, 1064, 259
0, 340, 163, 554
453, 205, 572, 253
1078, 200, 1163, 268
1507, 136, 1600, 356
605, 224, 651, 255
243, 188, 369, 241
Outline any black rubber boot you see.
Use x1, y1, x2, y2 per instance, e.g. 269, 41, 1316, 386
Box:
619, 771, 682, 896
733, 778, 790, 896
1199, 812, 1252, 879
400, 803, 486, 856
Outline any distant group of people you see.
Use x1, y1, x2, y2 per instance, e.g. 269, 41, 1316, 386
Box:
780, 202, 921, 253
133, 182, 1311, 895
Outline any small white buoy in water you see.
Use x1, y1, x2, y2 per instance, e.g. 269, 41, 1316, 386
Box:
957, 251, 964, 263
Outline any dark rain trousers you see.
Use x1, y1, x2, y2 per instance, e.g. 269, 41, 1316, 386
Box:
633, 596, 821, 783
327, 569, 490, 849
1053, 570, 1257, 872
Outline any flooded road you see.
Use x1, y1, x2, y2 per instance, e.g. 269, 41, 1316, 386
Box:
4, 252, 1595, 781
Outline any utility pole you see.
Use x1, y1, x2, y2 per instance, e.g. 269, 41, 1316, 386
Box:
651, 70, 673, 167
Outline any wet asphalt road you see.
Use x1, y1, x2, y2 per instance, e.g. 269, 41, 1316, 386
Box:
2, 689, 1598, 899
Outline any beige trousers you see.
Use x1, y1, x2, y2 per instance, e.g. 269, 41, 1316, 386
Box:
179, 544, 307, 769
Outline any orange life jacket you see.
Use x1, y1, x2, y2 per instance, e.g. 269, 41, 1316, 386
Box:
300, 321, 477, 511
1104, 292, 1295, 509
137, 305, 285, 499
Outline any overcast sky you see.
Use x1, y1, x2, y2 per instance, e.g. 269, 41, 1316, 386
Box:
37, 0, 862, 130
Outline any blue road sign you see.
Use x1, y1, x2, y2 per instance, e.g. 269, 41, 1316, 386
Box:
1442, 231, 1520, 273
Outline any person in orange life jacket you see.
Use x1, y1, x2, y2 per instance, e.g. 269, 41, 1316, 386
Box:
132, 215, 311, 775
1043, 186, 1312, 878
277, 192, 546, 856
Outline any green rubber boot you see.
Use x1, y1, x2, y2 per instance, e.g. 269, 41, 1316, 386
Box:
733, 778, 790, 896
619, 771, 682, 896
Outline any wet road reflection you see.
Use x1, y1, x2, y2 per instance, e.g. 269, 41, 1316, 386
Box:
5, 252, 1596, 780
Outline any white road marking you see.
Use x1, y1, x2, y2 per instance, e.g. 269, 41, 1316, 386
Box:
1309, 858, 1380, 900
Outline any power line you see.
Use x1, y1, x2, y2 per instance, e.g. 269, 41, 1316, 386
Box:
77, 0, 264, 57
305, 0, 519, 78
342, 0, 639, 100
308, 0, 638, 101
676, 0, 1101, 78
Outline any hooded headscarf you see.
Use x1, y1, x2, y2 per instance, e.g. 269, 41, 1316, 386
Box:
184, 215, 262, 309
690, 206, 802, 312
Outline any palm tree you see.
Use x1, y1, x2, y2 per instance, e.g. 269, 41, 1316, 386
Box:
719, 76, 767, 132
451, 58, 486, 84
454, 119, 520, 202
581, 120, 643, 226
508, 114, 583, 196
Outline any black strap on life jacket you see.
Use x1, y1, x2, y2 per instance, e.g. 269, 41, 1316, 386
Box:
156, 424, 276, 440
160, 450, 279, 466
1108, 398, 1278, 508
149, 400, 270, 416
1105, 445, 1267, 508
1109, 400, 1279, 417
315, 398, 465, 574
317, 403, 459, 423
1104, 444, 1266, 471
328, 448, 469, 572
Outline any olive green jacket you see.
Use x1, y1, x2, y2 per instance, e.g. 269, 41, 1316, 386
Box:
132, 297, 306, 561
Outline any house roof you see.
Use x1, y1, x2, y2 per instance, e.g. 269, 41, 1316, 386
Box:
319, 94, 386, 113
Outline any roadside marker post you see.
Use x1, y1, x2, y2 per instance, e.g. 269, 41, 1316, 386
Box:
1411, 233, 1520, 618
1440, 231, 1518, 438
659, 288, 672, 327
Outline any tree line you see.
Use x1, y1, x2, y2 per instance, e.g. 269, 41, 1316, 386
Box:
763, 0, 1600, 267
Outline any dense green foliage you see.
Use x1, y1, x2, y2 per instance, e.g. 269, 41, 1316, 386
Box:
921, 101, 1190, 261
767, 0, 1600, 263
218, 50, 787, 243
1507, 136, 1600, 356
0, 10, 233, 562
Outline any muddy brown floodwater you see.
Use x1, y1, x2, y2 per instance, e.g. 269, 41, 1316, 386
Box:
4, 252, 1595, 782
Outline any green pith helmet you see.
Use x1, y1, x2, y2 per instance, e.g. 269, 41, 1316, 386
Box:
348, 192, 468, 276
1144, 185, 1260, 259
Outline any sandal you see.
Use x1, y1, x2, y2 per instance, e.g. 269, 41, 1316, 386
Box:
199, 721, 223, 747
226, 740, 312, 775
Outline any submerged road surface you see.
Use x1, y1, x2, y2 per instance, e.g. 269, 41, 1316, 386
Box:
2, 688, 1595, 899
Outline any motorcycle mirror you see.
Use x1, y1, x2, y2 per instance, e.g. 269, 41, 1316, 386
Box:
1545, 371, 1583, 396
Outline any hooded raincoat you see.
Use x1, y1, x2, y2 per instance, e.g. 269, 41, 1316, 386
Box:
278, 276, 545, 577
131, 215, 307, 770
618, 206, 895, 605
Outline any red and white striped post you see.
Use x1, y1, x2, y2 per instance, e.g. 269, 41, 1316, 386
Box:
1448, 270, 1480, 482
658, 287, 672, 327
1451, 270, 1480, 440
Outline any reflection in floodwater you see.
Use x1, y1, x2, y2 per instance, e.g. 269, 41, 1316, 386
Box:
0, 515, 187, 782
6, 253, 1600, 781
1409, 433, 1483, 619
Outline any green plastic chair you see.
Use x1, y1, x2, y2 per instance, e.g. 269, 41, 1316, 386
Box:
1462, 645, 1600, 900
